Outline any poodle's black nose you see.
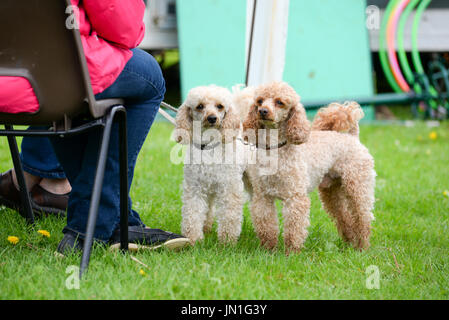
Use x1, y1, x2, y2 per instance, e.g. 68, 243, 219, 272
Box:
207, 115, 217, 124
259, 108, 269, 117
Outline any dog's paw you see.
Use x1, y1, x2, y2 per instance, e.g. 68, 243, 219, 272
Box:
260, 238, 278, 251
182, 230, 204, 245
203, 225, 213, 234
285, 246, 302, 256
217, 232, 240, 245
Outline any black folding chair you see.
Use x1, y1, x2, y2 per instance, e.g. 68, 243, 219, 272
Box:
0, 0, 129, 277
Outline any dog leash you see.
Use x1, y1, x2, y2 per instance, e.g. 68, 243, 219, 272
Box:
161, 101, 179, 113
158, 101, 178, 125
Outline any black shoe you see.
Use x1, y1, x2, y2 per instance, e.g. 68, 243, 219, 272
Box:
109, 226, 192, 252
0, 170, 68, 218
30, 185, 68, 217
0, 170, 23, 213
56, 231, 84, 256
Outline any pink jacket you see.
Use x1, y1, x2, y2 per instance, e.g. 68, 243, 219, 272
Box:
0, 0, 146, 114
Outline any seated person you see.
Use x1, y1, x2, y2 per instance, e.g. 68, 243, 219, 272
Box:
0, 0, 190, 253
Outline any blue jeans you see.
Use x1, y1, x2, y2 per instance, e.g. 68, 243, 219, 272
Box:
20, 49, 165, 241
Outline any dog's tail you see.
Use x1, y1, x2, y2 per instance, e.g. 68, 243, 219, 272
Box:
232, 84, 256, 122
311, 101, 364, 137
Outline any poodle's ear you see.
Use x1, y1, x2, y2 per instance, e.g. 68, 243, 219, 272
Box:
173, 103, 192, 144
222, 105, 240, 130
286, 103, 311, 144
242, 104, 259, 144
220, 105, 241, 142
243, 104, 259, 132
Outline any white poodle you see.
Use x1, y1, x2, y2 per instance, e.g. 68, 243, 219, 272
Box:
174, 85, 250, 244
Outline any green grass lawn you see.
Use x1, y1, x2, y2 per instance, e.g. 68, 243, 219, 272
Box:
0, 121, 448, 300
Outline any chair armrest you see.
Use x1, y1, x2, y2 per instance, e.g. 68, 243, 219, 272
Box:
90, 98, 125, 118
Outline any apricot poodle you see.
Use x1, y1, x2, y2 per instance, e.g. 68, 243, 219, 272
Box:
242, 82, 376, 254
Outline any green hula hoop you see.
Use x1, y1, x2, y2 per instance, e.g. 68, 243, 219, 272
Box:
379, 0, 403, 93
412, 0, 439, 109
397, 0, 420, 87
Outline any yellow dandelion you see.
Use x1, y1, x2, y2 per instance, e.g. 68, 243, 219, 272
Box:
429, 131, 438, 140
7, 236, 19, 245
37, 230, 50, 238
139, 269, 147, 277
443, 190, 449, 198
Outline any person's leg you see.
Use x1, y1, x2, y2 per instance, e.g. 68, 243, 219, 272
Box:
7, 132, 68, 192
42, 132, 88, 191
51, 49, 166, 241
21, 134, 71, 195
1, 131, 71, 216
5, 128, 70, 194
20, 131, 66, 181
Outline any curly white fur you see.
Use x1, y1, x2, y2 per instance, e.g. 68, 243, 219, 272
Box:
175, 85, 250, 244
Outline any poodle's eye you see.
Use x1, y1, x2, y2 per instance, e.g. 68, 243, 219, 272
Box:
216, 104, 224, 110
196, 104, 204, 111
276, 99, 285, 107
257, 98, 264, 105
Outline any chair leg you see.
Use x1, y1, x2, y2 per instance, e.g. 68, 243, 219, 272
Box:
79, 106, 128, 278
5, 125, 34, 224
79, 114, 115, 278
118, 111, 129, 251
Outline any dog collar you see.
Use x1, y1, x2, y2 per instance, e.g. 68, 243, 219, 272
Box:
238, 138, 288, 150
193, 141, 222, 150
256, 140, 288, 150
192, 111, 229, 151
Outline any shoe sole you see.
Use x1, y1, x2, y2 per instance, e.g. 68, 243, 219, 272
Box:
109, 238, 192, 252
55, 238, 192, 258
0, 195, 65, 218
31, 202, 66, 217
0, 196, 29, 219
0, 195, 20, 211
